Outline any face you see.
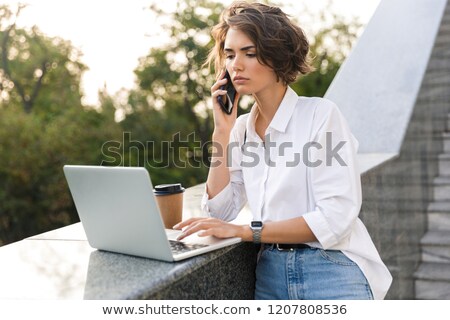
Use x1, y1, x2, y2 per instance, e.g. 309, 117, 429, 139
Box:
223, 27, 278, 96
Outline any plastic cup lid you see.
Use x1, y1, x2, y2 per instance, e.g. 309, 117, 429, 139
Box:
153, 183, 185, 195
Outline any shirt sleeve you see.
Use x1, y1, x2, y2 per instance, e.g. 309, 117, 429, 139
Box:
302, 100, 362, 250
201, 118, 248, 222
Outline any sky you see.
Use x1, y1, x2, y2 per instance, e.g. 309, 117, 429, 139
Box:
3, 0, 381, 106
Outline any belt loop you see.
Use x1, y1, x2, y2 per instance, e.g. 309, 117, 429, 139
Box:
276, 243, 294, 251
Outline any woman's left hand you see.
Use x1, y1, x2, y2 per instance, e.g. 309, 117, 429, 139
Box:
173, 217, 246, 241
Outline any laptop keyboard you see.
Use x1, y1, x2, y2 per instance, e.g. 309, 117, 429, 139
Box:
169, 240, 209, 254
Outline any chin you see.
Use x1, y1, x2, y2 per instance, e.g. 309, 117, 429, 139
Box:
236, 88, 253, 95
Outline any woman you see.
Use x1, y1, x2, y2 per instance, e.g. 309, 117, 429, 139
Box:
174, 1, 392, 300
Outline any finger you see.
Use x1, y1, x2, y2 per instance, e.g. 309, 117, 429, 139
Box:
181, 221, 213, 236
198, 227, 232, 239
211, 89, 228, 98
173, 217, 208, 230
212, 70, 228, 90
215, 68, 227, 81
176, 224, 204, 240
176, 232, 187, 241
198, 229, 213, 237
176, 220, 218, 240
211, 91, 229, 113
172, 219, 192, 230
211, 78, 228, 93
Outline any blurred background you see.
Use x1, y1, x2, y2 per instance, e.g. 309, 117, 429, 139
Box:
0, 0, 379, 245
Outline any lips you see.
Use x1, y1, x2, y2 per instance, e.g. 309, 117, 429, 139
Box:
233, 76, 249, 84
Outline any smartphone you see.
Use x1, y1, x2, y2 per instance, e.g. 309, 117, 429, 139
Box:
217, 70, 237, 114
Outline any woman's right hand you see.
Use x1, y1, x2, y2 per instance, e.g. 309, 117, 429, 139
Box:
211, 69, 240, 137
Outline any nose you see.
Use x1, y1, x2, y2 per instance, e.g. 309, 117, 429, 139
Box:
231, 55, 243, 72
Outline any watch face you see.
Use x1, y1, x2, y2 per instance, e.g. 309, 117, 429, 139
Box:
251, 221, 263, 228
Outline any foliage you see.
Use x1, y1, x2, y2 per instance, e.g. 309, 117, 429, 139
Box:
0, 5, 86, 119
0, 5, 122, 245
0, 106, 122, 245
109, 0, 228, 187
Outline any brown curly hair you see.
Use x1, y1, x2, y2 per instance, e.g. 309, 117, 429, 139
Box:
205, 1, 314, 84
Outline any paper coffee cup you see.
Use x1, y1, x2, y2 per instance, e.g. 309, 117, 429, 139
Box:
153, 183, 185, 229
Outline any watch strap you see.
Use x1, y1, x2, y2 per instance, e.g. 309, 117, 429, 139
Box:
253, 228, 262, 243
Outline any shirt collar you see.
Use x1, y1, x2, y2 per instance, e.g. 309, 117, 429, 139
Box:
268, 86, 299, 133
245, 86, 299, 141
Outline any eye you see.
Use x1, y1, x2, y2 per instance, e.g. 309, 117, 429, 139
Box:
246, 53, 256, 58
225, 55, 235, 60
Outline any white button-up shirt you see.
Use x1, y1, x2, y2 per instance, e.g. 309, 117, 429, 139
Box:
202, 86, 392, 300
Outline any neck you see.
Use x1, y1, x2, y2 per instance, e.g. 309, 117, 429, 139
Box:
253, 83, 288, 125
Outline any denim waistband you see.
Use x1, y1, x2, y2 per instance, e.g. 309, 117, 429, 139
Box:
264, 243, 311, 251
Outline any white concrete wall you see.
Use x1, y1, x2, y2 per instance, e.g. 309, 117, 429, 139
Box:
325, 0, 448, 153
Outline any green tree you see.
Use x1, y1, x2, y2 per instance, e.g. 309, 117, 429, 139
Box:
108, 0, 227, 187
106, 0, 361, 188
0, 107, 122, 245
0, 4, 122, 245
0, 4, 85, 119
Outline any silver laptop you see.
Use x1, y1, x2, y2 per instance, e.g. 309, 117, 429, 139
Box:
63, 165, 241, 261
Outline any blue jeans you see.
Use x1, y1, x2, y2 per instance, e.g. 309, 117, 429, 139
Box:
255, 245, 373, 300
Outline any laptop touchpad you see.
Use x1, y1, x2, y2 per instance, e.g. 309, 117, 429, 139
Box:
165, 229, 182, 240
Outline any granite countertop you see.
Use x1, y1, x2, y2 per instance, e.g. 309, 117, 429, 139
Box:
0, 183, 252, 299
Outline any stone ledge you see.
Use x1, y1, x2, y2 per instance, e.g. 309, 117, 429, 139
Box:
415, 280, 450, 299
0, 184, 256, 300
414, 262, 450, 281
0, 224, 257, 300
421, 230, 450, 246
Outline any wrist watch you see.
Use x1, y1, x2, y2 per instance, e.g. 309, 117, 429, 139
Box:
250, 221, 264, 243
